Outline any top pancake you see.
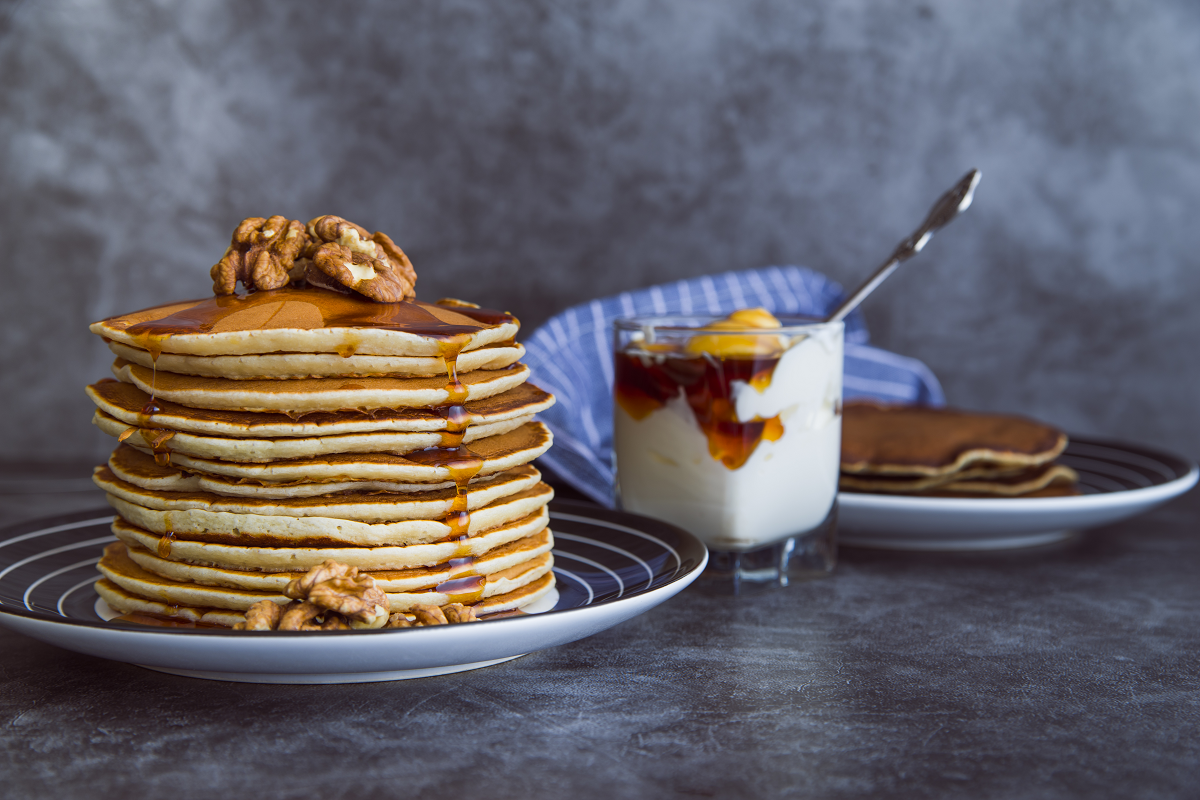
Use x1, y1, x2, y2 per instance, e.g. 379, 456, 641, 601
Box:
91, 288, 519, 357
841, 401, 1068, 477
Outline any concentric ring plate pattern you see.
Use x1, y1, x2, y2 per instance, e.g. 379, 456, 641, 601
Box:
0, 500, 706, 683
838, 436, 1198, 551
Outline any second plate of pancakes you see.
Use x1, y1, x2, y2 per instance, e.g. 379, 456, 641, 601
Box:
838, 436, 1198, 551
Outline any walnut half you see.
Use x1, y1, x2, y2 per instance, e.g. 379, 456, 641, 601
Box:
303, 215, 417, 303
233, 559, 388, 631
211, 216, 311, 295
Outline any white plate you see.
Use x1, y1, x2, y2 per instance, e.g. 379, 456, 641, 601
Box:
0, 501, 707, 683
838, 436, 1198, 551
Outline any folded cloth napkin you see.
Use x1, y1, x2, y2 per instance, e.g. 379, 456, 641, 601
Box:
522, 266, 944, 505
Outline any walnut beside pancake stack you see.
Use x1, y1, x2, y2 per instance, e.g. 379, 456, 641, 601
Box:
839, 401, 1078, 497
86, 215, 557, 628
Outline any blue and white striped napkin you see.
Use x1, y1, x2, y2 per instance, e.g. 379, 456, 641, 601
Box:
522, 266, 944, 505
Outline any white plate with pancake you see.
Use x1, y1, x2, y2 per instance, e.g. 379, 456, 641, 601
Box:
838, 436, 1198, 550
0, 501, 707, 683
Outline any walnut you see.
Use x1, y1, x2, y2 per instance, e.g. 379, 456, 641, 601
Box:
284, 559, 357, 600
211, 216, 311, 295
410, 604, 449, 626
231, 562, 485, 632
234, 599, 284, 631
384, 603, 478, 628
443, 603, 479, 624
283, 559, 388, 629
308, 577, 389, 628
278, 601, 325, 631
303, 215, 417, 303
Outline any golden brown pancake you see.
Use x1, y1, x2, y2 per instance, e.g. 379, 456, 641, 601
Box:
123, 528, 555, 591
105, 445, 538, 499
120, 422, 553, 484
94, 457, 543, 522
102, 482, 554, 547
110, 508, 552, 571
112, 359, 530, 412
91, 289, 519, 357
841, 401, 1068, 477
840, 462, 1079, 496
93, 409, 532, 462
107, 340, 526, 379
86, 379, 554, 437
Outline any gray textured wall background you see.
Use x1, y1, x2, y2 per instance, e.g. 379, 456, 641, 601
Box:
1, 0, 1198, 466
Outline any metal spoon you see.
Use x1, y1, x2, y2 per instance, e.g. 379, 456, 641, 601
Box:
826, 168, 981, 324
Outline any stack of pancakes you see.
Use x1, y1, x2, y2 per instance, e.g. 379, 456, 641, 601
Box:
840, 401, 1078, 497
87, 288, 557, 627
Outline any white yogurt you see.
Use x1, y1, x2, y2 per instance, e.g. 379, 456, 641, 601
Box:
615, 323, 843, 551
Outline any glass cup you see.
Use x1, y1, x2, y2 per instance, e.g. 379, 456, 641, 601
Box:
612, 314, 843, 593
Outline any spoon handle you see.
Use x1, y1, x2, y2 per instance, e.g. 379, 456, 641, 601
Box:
826, 169, 981, 324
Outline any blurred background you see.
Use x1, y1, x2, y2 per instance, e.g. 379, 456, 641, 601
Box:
1, 0, 1198, 469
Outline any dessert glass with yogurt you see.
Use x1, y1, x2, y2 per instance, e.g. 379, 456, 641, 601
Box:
613, 309, 842, 589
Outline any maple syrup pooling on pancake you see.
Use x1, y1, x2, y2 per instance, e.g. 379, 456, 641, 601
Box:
113, 288, 515, 607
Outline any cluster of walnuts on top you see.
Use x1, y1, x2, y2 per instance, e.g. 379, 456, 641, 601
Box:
210, 215, 417, 303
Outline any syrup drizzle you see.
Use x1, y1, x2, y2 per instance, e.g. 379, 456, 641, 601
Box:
406, 335, 490, 600
614, 350, 785, 470
157, 518, 175, 559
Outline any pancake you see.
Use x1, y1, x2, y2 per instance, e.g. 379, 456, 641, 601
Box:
87, 380, 555, 438
97, 546, 555, 621
91, 289, 520, 358
107, 340, 526, 379
123, 528, 554, 591
112, 359, 530, 412
110, 507, 550, 571
840, 462, 1078, 495
841, 401, 1068, 477
98, 542, 552, 613
129, 422, 553, 483
94, 409, 532, 462
838, 462, 1028, 493
913, 463, 1078, 497
104, 483, 554, 547
94, 460, 542, 522
106, 445, 537, 499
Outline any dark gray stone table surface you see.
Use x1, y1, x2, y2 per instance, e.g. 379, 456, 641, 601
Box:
1, 472, 1197, 799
